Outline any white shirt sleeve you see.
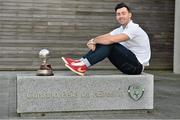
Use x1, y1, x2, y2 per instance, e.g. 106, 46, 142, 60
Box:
110, 27, 122, 35
122, 25, 139, 39
110, 25, 139, 40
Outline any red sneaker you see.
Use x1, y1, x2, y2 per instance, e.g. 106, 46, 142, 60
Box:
61, 57, 80, 65
65, 61, 87, 76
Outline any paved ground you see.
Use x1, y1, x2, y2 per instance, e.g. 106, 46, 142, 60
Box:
0, 70, 180, 119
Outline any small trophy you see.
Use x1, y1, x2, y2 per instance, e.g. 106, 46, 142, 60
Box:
36, 49, 54, 76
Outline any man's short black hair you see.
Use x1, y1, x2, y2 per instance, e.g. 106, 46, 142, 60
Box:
114, 2, 131, 12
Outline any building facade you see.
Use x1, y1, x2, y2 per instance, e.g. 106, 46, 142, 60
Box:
0, 0, 175, 70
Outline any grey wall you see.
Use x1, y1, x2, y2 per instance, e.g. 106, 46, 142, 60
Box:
0, 0, 175, 70
174, 0, 180, 73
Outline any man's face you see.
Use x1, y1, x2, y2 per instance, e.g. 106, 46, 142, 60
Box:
115, 7, 132, 26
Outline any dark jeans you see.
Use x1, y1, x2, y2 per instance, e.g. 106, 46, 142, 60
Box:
83, 43, 143, 75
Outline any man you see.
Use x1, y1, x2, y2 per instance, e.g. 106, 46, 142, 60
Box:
61, 2, 151, 76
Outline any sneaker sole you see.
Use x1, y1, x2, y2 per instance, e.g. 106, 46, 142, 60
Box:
65, 64, 85, 76
61, 57, 68, 64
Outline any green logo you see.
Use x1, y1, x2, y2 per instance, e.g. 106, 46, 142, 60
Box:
128, 85, 144, 101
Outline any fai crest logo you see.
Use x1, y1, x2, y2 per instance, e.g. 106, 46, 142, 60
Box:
128, 85, 144, 101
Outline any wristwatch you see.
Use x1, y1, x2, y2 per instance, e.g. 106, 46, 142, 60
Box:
91, 38, 96, 44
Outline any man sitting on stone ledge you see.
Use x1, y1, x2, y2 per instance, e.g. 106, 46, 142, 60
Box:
61, 2, 151, 76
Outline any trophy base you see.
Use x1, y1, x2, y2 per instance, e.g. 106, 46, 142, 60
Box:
36, 70, 54, 76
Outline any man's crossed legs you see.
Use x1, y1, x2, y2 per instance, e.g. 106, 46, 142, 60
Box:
62, 43, 143, 76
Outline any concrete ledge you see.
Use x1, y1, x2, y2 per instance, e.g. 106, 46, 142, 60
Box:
17, 73, 154, 113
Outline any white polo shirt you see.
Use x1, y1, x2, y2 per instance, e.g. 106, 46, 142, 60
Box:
110, 20, 151, 66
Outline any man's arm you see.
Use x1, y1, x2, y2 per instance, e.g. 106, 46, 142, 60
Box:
93, 33, 129, 45
87, 33, 129, 51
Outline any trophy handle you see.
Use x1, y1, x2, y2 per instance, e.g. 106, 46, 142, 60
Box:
40, 64, 52, 70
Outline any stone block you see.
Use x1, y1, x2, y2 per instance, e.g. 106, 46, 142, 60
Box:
17, 73, 154, 113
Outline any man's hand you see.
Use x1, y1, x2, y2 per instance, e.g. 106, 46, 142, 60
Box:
87, 39, 96, 51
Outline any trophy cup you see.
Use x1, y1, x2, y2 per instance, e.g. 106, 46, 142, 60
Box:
36, 49, 54, 76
